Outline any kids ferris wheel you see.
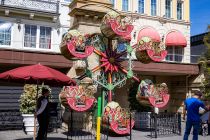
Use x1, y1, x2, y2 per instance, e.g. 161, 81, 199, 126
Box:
60, 11, 170, 134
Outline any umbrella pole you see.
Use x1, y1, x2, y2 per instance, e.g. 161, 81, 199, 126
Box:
34, 84, 38, 140
34, 115, 37, 140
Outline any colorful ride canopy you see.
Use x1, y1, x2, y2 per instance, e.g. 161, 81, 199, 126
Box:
136, 79, 170, 108
102, 101, 134, 135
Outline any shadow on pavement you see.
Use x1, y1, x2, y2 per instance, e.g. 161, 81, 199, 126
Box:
62, 130, 92, 136
15, 138, 67, 140
133, 128, 153, 132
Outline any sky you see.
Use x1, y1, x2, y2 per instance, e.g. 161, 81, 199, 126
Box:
191, 0, 210, 36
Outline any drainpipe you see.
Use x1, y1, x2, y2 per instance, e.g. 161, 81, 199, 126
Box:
186, 75, 191, 99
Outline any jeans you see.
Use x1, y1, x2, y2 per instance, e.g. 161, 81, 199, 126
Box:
183, 121, 200, 140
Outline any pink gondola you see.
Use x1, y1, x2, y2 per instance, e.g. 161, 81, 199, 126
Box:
60, 30, 94, 60
64, 77, 97, 112
136, 79, 170, 108
135, 37, 167, 64
102, 101, 134, 135
100, 11, 133, 38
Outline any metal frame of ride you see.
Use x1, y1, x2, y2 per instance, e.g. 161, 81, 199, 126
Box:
60, 10, 170, 135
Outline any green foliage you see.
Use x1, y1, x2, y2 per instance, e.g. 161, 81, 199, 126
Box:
128, 82, 152, 112
19, 84, 37, 114
200, 66, 210, 101
199, 27, 210, 100
19, 84, 52, 114
204, 49, 210, 60
203, 26, 210, 59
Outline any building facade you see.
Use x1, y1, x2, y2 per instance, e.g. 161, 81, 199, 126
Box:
111, 0, 195, 113
0, 0, 73, 127
191, 32, 208, 63
112, 0, 191, 63
0, 0, 200, 125
0, 0, 73, 71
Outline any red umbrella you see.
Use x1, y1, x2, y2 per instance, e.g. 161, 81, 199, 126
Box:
0, 63, 76, 139
0, 63, 76, 86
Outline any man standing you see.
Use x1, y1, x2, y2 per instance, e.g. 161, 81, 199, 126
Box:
35, 87, 50, 140
183, 91, 208, 140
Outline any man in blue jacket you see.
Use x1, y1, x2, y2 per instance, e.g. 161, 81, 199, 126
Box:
183, 91, 209, 140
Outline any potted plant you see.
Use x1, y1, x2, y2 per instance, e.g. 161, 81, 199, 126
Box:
19, 84, 37, 135
19, 84, 51, 135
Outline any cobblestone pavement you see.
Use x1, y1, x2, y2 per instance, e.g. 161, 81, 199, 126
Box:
0, 123, 209, 140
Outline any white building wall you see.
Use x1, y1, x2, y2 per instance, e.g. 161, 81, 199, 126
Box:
0, 0, 73, 54
0, 16, 61, 53
113, 0, 190, 63
59, 1, 71, 33
1, 0, 190, 63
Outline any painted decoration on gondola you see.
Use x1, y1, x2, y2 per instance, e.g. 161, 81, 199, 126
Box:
101, 11, 133, 38
60, 30, 94, 60
136, 79, 170, 108
65, 77, 96, 111
135, 37, 167, 63
102, 101, 134, 135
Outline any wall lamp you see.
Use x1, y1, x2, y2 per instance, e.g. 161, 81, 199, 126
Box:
16, 18, 21, 31
159, 15, 167, 25
56, 23, 61, 35
18, 24, 21, 31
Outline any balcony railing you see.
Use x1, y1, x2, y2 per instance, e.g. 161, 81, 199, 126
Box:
0, 0, 59, 14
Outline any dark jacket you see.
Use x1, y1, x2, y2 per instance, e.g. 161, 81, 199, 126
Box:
37, 96, 50, 118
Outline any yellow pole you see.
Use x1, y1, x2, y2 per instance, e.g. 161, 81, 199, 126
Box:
96, 117, 101, 140
96, 97, 102, 140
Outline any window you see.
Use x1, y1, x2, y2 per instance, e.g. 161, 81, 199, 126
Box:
122, 0, 128, 11
151, 0, 157, 16
117, 43, 127, 58
165, 0, 171, 18
64, 0, 71, 2
177, 1, 182, 20
24, 25, 51, 49
24, 25, 37, 48
138, 0, 144, 13
39, 26, 51, 49
0, 21, 12, 45
110, 0, 115, 7
166, 46, 184, 62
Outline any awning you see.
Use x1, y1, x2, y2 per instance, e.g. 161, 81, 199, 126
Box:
165, 31, 187, 47
137, 27, 161, 42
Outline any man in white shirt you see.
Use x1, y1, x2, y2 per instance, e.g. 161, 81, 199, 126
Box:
35, 87, 50, 140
